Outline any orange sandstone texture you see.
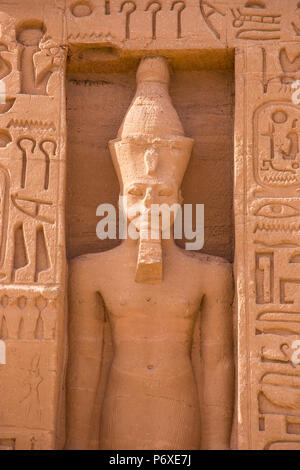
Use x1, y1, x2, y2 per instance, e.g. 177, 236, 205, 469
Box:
0, 0, 299, 451
66, 56, 234, 450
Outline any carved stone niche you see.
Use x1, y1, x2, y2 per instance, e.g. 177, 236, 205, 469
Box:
65, 47, 235, 450
2, 0, 300, 452
66, 47, 235, 262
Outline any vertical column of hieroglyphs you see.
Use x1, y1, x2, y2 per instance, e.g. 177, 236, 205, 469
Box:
234, 0, 300, 451
0, 2, 66, 450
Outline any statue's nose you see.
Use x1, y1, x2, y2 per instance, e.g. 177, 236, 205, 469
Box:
144, 188, 154, 208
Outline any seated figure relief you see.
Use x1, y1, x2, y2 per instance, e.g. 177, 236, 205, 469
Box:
66, 56, 234, 450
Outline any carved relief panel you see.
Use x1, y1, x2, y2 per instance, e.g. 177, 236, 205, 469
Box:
0, 2, 66, 450
236, 42, 300, 450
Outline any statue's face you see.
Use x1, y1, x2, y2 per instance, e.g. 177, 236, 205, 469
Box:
111, 137, 192, 241
123, 180, 181, 234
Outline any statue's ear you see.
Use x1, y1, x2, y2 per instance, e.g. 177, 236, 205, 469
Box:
178, 189, 183, 205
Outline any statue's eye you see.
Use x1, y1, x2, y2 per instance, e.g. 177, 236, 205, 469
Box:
158, 188, 173, 197
171, 146, 182, 155
255, 204, 300, 218
128, 187, 144, 197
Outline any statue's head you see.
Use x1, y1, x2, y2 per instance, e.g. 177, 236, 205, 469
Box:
109, 56, 194, 283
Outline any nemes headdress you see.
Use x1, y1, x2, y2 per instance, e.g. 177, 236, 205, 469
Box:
109, 56, 194, 283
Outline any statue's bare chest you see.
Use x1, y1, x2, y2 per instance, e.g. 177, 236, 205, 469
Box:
99, 279, 203, 322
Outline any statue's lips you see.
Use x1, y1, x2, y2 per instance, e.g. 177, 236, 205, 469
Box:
128, 209, 163, 236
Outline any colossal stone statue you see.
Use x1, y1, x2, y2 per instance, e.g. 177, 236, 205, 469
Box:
66, 56, 234, 450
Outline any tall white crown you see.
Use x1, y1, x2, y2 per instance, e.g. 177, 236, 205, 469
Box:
109, 56, 194, 187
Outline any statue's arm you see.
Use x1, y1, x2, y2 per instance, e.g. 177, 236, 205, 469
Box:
200, 262, 234, 450
65, 259, 105, 449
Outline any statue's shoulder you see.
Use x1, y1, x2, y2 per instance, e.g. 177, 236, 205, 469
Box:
181, 249, 231, 267
68, 246, 122, 282
69, 251, 102, 270
179, 249, 232, 284
179, 252, 233, 304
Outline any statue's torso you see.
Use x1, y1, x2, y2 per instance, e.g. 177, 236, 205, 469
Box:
73, 245, 228, 449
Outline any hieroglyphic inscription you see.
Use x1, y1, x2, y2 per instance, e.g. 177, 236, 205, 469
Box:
231, 7, 281, 41
64, 1, 300, 45
0, 5, 65, 452
17, 23, 65, 97
0, 294, 57, 341
254, 103, 300, 193
236, 40, 300, 449
199, 0, 225, 40
0, 128, 57, 284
